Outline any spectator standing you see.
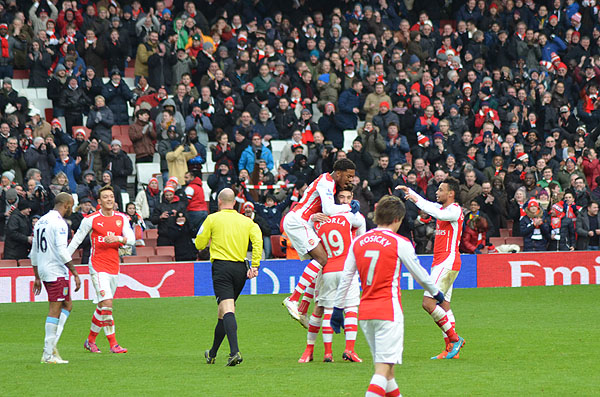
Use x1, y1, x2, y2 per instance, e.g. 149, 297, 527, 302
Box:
368, 155, 393, 202
76, 29, 105, 76
0, 22, 26, 79
207, 163, 236, 213
337, 79, 364, 130
135, 177, 161, 228
166, 210, 198, 261
576, 201, 600, 250
102, 69, 133, 125
54, 144, 81, 193
3, 198, 31, 260
346, 137, 373, 180
128, 109, 156, 163
26, 40, 52, 87
520, 199, 551, 252
150, 185, 187, 246
102, 139, 133, 191
46, 65, 68, 117
238, 133, 274, 173
547, 203, 576, 251
86, 95, 115, 143
210, 130, 236, 173
183, 171, 208, 233
166, 135, 197, 184
60, 77, 91, 135
273, 97, 298, 140
24, 137, 55, 187
0, 136, 26, 184
147, 41, 176, 92
78, 137, 110, 180
135, 30, 159, 81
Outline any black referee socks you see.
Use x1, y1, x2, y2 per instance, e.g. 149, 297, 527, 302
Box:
209, 319, 225, 358
223, 312, 239, 355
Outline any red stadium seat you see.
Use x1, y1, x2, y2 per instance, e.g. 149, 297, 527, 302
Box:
125, 67, 135, 77
18, 259, 32, 267
0, 259, 18, 267
13, 70, 29, 79
506, 220, 514, 230
270, 235, 286, 258
145, 238, 157, 247
145, 229, 159, 239
150, 255, 174, 263
489, 237, 506, 247
44, 108, 53, 120
135, 247, 155, 256
122, 256, 148, 263
499, 229, 511, 238
155, 246, 175, 257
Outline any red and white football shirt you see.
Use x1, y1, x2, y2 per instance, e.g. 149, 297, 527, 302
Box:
313, 212, 366, 273
68, 210, 135, 274
292, 173, 351, 221
335, 228, 438, 322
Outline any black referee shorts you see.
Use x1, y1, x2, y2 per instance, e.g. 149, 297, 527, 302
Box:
211, 260, 248, 304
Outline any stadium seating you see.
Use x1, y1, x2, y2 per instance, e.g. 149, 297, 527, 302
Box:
135, 247, 155, 257
499, 229, 512, 238
505, 237, 524, 250
18, 259, 31, 267
144, 238, 157, 247
0, 259, 17, 267
123, 256, 148, 263
145, 229, 159, 239
155, 246, 175, 257
137, 163, 161, 190
489, 237, 506, 247
151, 255, 174, 262
270, 235, 286, 258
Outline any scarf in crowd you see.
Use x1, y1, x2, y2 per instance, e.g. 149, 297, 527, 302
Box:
0, 35, 9, 58
301, 122, 313, 144
147, 178, 160, 196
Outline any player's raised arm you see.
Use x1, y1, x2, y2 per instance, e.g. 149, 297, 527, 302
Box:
397, 185, 461, 221
67, 216, 93, 255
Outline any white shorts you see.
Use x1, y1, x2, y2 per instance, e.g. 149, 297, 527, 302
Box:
315, 271, 360, 308
283, 211, 320, 260
89, 267, 118, 304
423, 264, 459, 302
360, 318, 404, 364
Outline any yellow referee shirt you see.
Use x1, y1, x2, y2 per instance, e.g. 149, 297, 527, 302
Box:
195, 209, 263, 267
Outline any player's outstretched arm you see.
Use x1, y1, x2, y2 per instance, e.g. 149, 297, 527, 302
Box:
67, 216, 93, 255
398, 185, 460, 221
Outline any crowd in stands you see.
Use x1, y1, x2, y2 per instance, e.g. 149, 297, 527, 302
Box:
1, 0, 600, 264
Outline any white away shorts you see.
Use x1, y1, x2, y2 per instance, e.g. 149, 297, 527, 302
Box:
283, 211, 320, 260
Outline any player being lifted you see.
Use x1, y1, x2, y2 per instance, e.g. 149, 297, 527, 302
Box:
282, 159, 359, 324
68, 185, 135, 354
331, 195, 445, 397
396, 177, 466, 359
298, 188, 366, 363
32, 193, 81, 364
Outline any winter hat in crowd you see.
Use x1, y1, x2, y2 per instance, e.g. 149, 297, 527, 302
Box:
55, 64, 66, 73
310, 50, 320, 58
379, 101, 390, 109
167, 176, 179, 188
318, 74, 330, 84
409, 54, 420, 65
571, 12, 582, 23
527, 199, 540, 210
417, 132, 429, 146
462, 82, 472, 92
3, 77, 11, 85
549, 14, 558, 21
557, 62, 568, 71
224, 96, 235, 105
433, 132, 444, 141
164, 185, 175, 194
51, 118, 62, 128
18, 199, 31, 211
5, 188, 17, 201
516, 152, 529, 162
550, 52, 561, 64
2, 170, 14, 182
111, 139, 122, 147
74, 128, 86, 138
566, 156, 577, 164
437, 52, 448, 62
242, 202, 255, 211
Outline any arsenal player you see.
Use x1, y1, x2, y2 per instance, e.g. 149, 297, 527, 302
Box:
68, 185, 135, 354
331, 195, 444, 397
281, 159, 359, 324
298, 188, 366, 364
396, 177, 466, 359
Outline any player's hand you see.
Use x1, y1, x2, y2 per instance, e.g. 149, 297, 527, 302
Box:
104, 235, 120, 243
330, 307, 345, 333
33, 277, 42, 295
74, 275, 81, 292
311, 213, 329, 223
433, 291, 445, 305
350, 200, 360, 214
247, 267, 259, 279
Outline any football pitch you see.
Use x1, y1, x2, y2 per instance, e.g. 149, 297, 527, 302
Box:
1, 286, 598, 396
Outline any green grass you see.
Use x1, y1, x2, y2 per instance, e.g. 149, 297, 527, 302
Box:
1, 286, 599, 396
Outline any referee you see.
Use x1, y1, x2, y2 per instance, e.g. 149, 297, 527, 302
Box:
195, 188, 262, 366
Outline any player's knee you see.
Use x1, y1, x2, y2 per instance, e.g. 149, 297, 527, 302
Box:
422, 300, 434, 313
